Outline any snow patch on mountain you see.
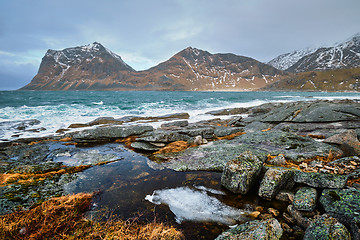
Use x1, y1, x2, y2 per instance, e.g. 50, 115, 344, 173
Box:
267, 47, 317, 70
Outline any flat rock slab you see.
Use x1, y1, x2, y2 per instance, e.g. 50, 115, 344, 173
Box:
153, 130, 342, 171
69, 125, 154, 142
215, 218, 283, 240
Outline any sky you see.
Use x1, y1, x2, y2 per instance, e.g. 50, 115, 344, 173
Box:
0, 0, 359, 90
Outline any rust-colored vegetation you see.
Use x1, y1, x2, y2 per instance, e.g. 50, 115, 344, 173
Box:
216, 131, 246, 140
0, 193, 184, 240
0, 161, 118, 187
154, 141, 190, 155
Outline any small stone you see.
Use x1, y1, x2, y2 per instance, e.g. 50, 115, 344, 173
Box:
249, 211, 261, 218
255, 206, 264, 212
283, 212, 295, 224
268, 208, 280, 217
259, 213, 273, 220
276, 191, 294, 203
299, 162, 308, 168
281, 223, 293, 233
193, 135, 204, 145
350, 161, 357, 166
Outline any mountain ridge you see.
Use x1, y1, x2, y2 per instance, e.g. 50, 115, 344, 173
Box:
21, 43, 286, 91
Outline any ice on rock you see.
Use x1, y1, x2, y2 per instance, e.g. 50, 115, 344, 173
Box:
145, 186, 247, 225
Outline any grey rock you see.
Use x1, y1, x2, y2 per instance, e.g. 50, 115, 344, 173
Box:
287, 204, 311, 228
258, 167, 294, 200
221, 151, 263, 194
275, 190, 294, 202
233, 130, 342, 161
266, 154, 286, 166
130, 141, 160, 151
153, 140, 269, 171
293, 187, 317, 212
160, 120, 188, 128
206, 107, 247, 116
137, 130, 191, 143
88, 117, 123, 126
294, 171, 348, 188
324, 130, 360, 156
69, 125, 154, 141
228, 116, 245, 127
304, 214, 351, 240
214, 126, 244, 137
215, 218, 283, 240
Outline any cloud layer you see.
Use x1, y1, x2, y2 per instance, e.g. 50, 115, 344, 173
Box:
1, 0, 359, 89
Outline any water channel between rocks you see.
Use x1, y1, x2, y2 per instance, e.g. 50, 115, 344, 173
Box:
58, 143, 284, 239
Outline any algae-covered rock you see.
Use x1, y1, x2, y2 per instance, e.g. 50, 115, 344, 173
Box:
221, 151, 263, 194
293, 187, 317, 212
320, 188, 360, 223
258, 167, 294, 200
294, 171, 348, 188
215, 218, 283, 240
303, 214, 351, 240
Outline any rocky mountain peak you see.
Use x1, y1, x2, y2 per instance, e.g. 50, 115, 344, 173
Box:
269, 33, 360, 72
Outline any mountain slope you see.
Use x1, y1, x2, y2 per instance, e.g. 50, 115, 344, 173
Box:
268, 33, 360, 73
262, 67, 360, 91
21, 44, 286, 91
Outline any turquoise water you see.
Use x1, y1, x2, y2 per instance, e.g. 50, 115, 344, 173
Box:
0, 91, 359, 141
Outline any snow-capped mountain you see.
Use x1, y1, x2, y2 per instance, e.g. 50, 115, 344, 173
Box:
21, 44, 285, 91
267, 47, 317, 70
269, 33, 360, 73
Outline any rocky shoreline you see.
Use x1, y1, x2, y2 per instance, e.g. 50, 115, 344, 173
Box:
1, 99, 360, 239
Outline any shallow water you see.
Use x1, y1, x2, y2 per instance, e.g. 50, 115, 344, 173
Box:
61, 143, 266, 239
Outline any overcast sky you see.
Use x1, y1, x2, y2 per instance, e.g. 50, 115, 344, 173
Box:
0, 0, 359, 90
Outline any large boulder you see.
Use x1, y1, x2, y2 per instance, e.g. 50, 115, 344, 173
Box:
215, 218, 283, 240
221, 151, 263, 194
293, 187, 317, 212
303, 214, 351, 240
324, 130, 360, 156
258, 167, 294, 200
294, 171, 348, 188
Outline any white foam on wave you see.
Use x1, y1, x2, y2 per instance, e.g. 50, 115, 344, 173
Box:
145, 186, 247, 225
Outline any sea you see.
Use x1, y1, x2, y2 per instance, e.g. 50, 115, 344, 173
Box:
1, 90, 360, 142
